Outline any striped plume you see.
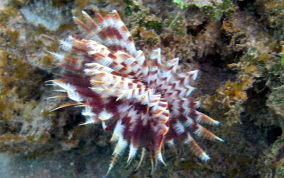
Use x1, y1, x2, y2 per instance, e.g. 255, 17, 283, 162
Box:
48, 10, 223, 174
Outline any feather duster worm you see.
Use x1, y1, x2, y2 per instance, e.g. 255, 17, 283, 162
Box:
48, 10, 223, 173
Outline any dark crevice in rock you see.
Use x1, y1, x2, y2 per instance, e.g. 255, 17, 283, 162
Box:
264, 126, 282, 145
236, 0, 264, 23
63, 110, 85, 135
186, 21, 208, 36
241, 79, 282, 147
161, 36, 173, 48
197, 53, 237, 95
236, 0, 256, 11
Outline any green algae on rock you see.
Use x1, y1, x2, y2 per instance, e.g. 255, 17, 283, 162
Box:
267, 85, 284, 117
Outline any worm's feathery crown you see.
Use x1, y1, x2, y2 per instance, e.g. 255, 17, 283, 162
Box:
49, 10, 223, 173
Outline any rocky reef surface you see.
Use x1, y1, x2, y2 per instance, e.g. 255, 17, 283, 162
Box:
0, 0, 283, 177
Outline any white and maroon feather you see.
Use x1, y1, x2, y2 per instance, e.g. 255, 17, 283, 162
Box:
49, 10, 223, 173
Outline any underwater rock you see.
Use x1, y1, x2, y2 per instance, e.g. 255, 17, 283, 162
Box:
20, 0, 72, 31
267, 85, 284, 117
